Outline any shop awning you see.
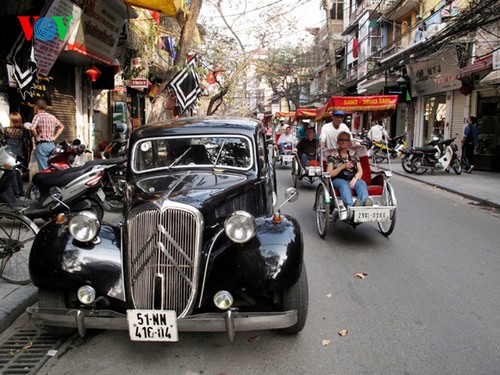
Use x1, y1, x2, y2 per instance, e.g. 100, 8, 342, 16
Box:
275, 112, 295, 119
294, 108, 317, 120
315, 95, 399, 120
480, 70, 500, 86
456, 55, 492, 80
125, 0, 182, 16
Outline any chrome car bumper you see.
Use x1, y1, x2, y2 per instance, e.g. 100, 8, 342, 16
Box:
26, 307, 298, 341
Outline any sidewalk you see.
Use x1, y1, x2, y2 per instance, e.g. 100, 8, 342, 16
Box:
379, 161, 500, 209
1, 165, 499, 334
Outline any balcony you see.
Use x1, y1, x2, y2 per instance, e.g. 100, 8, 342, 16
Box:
381, 0, 421, 21
349, 0, 380, 24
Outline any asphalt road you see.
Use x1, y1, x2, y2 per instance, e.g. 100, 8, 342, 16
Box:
3, 167, 500, 375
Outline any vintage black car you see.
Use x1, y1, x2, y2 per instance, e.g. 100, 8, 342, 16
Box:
27, 117, 308, 341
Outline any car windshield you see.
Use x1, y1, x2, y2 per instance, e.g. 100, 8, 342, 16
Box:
132, 135, 253, 173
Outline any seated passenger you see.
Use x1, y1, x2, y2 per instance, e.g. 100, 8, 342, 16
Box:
296, 126, 319, 166
277, 125, 294, 154
326, 131, 373, 208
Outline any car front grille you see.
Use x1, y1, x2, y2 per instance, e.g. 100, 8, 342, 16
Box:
127, 203, 202, 318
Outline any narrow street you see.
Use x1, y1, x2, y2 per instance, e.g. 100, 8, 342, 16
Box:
2, 167, 498, 375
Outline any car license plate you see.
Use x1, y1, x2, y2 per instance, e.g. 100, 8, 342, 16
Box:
127, 310, 178, 342
282, 155, 294, 163
353, 208, 390, 223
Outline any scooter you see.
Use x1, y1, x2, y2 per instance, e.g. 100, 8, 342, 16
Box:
84, 157, 127, 212
42, 139, 89, 172
0, 144, 20, 205
25, 163, 107, 221
410, 137, 462, 175
370, 133, 407, 164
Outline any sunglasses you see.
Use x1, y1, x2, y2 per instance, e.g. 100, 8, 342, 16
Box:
338, 138, 350, 142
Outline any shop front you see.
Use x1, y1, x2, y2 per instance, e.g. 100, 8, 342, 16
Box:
407, 48, 464, 148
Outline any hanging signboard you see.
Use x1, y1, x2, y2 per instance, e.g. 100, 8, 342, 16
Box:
315, 95, 399, 120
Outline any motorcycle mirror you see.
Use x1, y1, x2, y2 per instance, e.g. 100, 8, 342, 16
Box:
49, 186, 71, 213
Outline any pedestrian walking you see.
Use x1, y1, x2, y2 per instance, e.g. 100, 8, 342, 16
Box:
461, 115, 479, 173
30, 99, 64, 171
3, 112, 31, 197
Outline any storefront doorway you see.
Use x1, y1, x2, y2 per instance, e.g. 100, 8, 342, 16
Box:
423, 94, 446, 143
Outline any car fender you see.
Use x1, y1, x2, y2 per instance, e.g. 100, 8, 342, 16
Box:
29, 221, 125, 301
200, 214, 303, 304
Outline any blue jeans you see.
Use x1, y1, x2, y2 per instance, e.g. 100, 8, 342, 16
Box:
35, 142, 56, 171
332, 178, 369, 207
300, 153, 316, 166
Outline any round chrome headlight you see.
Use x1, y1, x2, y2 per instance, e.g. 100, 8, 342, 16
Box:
224, 211, 256, 243
213, 290, 233, 310
77, 285, 96, 305
69, 211, 100, 242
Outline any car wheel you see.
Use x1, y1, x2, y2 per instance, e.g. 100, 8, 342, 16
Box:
38, 289, 76, 337
315, 184, 329, 238
280, 265, 308, 334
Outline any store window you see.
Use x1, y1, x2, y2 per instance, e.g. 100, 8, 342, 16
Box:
477, 93, 500, 171
423, 94, 446, 142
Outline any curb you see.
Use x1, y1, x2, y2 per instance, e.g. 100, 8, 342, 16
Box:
0, 284, 38, 335
389, 169, 500, 209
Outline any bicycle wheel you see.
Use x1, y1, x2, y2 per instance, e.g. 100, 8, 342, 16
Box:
0, 211, 39, 284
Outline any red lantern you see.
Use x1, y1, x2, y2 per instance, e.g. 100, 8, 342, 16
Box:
86, 65, 102, 82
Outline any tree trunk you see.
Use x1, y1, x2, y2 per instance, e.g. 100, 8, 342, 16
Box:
149, 0, 203, 122
207, 87, 229, 115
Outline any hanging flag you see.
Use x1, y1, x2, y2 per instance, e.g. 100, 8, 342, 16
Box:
168, 57, 201, 112
7, 37, 38, 100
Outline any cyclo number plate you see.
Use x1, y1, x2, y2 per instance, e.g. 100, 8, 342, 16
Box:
127, 310, 178, 342
353, 208, 390, 223
282, 155, 294, 163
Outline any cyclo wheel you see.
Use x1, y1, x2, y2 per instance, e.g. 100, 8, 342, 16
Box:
315, 183, 330, 238
0, 210, 39, 284
377, 184, 396, 237
291, 157, 299, 188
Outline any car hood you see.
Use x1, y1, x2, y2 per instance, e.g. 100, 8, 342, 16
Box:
128, 171, 260, 224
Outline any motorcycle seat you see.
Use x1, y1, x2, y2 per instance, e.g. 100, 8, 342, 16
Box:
85, 157, 127, 166
33, 164, 99, 188
413, 146, 437, 154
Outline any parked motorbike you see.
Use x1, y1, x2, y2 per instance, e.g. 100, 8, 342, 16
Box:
25, 163, 107, 221
84, 157, 127, 211
41, 139, 89, 172
410, 137, 462, 175
370, 133, 407, 164
103, 124, 127, 159
0, 143, 20, 205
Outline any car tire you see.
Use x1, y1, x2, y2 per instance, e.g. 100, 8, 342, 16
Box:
38, 289, 76, 337
280, 265, 308, 334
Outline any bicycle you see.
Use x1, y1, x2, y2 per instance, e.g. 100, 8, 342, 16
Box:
0, 208, 39, 284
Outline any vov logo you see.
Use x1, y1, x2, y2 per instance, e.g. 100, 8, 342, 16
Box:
17, 16, 73, 42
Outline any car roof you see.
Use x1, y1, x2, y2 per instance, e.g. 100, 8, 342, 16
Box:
130, 117, 262, 143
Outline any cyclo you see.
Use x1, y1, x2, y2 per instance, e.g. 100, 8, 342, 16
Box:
290, 108, 323, 187
314, 145, 397, 237
312, 96, 399, 238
